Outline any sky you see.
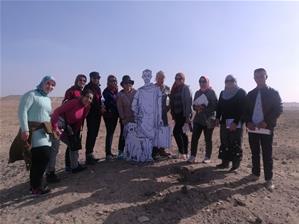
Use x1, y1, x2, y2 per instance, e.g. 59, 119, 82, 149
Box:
1, 1, 299, 102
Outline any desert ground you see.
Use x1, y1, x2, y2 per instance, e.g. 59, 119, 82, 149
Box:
0, 96, 298, 224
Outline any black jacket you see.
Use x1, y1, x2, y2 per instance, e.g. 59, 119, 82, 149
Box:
193, 89, 218, 126
216, 88, 246, 125
244, 86, 282, 130
84, 82, 102, 115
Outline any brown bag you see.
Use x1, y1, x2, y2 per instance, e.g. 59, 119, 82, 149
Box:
8, 122, 50, 170
9, 129, 32, 170
42, 122, 59, 139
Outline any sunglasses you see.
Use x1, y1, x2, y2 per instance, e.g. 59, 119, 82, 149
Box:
92, 77, 100, 80
199, 80, 207, 83
175, 77, 183, 80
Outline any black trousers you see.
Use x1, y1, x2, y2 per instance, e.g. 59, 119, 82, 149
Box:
218, 124, 243, 162
173, 114, 188, 154
30, 146, 51, 189
85, 112, 101, 155
118, 122, 125, 153
249, 133, 274, 181
103, 115, 123, 156
190, 123, 214, 158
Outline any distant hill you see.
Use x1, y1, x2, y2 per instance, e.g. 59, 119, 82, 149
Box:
283, 102, 299, 111
1, 95, 63, 101
1, 95, 21, 101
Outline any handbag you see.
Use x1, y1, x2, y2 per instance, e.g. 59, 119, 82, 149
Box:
61, 116, 82, 151
67, 131, 82, 151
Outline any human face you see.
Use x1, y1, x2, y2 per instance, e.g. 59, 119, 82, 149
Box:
175, 75, 184, 85
225, 78, 235, 89
199, 78, 208, 89
156, 74, 165, 87
108, 77, 118, 89
123, 83, 132, 92
81, 93, 93, 106
42, 80, 55, 94
77, 77, 87, 88
91, 77, 100, 85
254, 71, 267, 87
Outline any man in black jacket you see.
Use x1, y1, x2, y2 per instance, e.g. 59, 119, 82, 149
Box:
244, 68, 282, 191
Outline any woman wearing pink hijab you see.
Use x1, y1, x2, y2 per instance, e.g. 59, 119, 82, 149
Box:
188, 76, 218, 163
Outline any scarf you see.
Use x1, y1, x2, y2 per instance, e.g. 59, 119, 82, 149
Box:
222, 75, 240, 100
199, 76, 212, 92
36, 76, 56, 96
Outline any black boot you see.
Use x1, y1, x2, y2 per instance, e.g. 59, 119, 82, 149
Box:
216, 160, 229, 169
85, 154, 100, 165
230, 160, 240, 171
72, 164, 87, 173
46, 171, 60, 183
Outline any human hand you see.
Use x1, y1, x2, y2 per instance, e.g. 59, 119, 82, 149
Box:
229, 122, 237, 131
194, 105, 203, 112
21, 131, 29, 141
257, 121, 267, 129
54, 128, 63, 137
246, 122, 256, 130
215, 119, 220, 127
185, 117, 191, 124
101, 106, 106, 114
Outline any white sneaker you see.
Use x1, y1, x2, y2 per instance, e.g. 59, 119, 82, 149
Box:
187, 156, 196, 163
265, 180, 275, 191
202, 157, 211, 164
182, 154, 188, 160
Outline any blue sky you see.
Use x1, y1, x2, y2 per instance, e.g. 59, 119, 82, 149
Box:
1, 1, 299, 102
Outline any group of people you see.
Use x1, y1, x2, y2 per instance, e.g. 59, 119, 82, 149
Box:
15, 68, 282, 195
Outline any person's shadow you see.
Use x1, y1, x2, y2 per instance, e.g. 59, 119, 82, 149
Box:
1, 160, 187, 210
102, 175, 264, 224
0, 158, 263, 224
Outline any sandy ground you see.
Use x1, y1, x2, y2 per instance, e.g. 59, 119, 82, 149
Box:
0, 96, 299, 224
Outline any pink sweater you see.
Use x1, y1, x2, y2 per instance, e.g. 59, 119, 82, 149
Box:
51, 98, 90, 132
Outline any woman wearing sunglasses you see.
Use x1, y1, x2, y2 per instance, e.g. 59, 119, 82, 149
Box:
188, 76, 218, 164
102, 75, 122, 161
169, 73, 193, 160
215, 75, 247, 171
46, 74, 87, 182
63, 74, 87, 103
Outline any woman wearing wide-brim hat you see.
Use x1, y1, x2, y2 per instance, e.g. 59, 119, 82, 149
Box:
116, 75, 137, 159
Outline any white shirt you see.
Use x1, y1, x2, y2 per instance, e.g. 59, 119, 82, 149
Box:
252, 91, 264, 125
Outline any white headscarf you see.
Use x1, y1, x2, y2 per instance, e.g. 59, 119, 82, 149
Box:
222, 75, 239, 100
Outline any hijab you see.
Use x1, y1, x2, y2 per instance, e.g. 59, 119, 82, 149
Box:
36, 76, 56, 96
222, 74, 240, 100
199, 76, 211, 92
